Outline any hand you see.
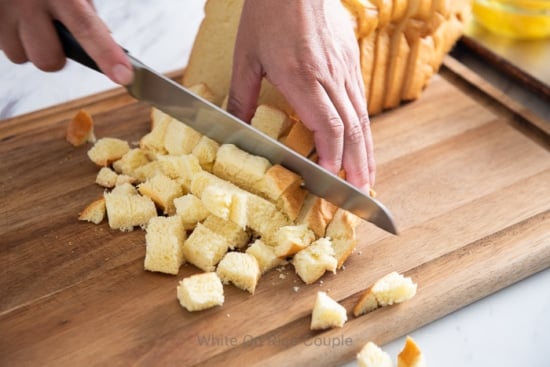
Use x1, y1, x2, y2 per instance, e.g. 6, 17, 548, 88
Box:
227, 0, 376, 191
0, 0, 133, 85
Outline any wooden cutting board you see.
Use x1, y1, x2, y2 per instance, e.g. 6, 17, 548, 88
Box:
1, 56, 549, 367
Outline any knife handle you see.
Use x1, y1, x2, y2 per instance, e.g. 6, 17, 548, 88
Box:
54, 20, 128, 74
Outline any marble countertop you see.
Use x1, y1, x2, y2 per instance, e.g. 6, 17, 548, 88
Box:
1, 1, 548, 366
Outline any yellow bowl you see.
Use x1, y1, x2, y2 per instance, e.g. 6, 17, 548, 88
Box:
472, 0, 550, 39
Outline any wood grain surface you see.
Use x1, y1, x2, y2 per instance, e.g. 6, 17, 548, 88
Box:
1, 58, 549, 367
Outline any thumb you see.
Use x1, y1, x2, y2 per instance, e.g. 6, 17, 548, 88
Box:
226, 51, 263, 123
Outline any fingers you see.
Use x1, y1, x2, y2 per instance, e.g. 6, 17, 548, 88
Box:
19, 14, 66, 71
226, 35, 264, 123
55, 1, 133, 85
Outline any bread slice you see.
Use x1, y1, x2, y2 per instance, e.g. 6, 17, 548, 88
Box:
356, 341, 393, 367
398, 336, 425, 367
310, 291, 348, 330
251, 104, 292, 140
182, 223, 230, 272
292, 237, 337, 284
174, 194, 210, 230
78, 197, 106, 224
66, 109, 96, 146
383, 28, 411, 110
104, 183, 157, 231
87, 137, 130, 167
273, 224, 316, 258
216, 252, 261, 294
202, 215, 250, 250
192, 135, 220, 172
144, 216, 187, 275
245, 239, 284, 274
177, 272, 224, 312
163, 118, 202, 156
368, 28, 390, 115
138, 174, 183, 215
353, 271, 417, 317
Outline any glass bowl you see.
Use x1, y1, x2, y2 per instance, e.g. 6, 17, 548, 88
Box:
472, 0, 550, 39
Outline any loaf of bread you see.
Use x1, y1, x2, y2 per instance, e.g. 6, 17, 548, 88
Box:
182, 0, 471, 118
356, 341, 393, 367
310, 291, 348, 330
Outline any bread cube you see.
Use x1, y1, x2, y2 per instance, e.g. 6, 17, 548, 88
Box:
203, 215, 250, 250
246, 239, 284, 274
326, 209, 362, 268
177, 272, 224, 312
251, 104, 292, 140
133, 160, 164, 182
138, 174, 183, 215
310, 291, 347, 330
273, 224, 315, 258
157, 154, 202, 191
182, 223, 229, 272
141, 111, 171, 156
283, 120, 315, 157
96, 167, 119, 188
78, 197, 106, 224
66, 109, 96, 146
104, 183, 157, 231
87, 137, 130, 166
296, 194, 338, 238
163, 118, 202, 155
144, 216, 186, 275
174, 194, 210, 230
246, 194, 290, 238
192, 135, 219, 172
398, 336, 425, 367
112, 148, 150, 177
292, 237, 337, 284
356, 342, 393, 367
216, 252, 261, 294
353, 272, 417, 317
201, 185, 248, 229
188, 82, 216, 103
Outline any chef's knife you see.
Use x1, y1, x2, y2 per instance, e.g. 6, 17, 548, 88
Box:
54, 21, 398, 235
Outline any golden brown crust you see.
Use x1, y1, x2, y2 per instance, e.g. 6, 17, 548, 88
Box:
66, 109, 95, 147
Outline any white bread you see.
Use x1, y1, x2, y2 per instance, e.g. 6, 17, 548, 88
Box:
144, 216, 187, 275
87, 137, 130, 167
104, 183, 157, 231
112, 148, 150, 178
66, 109, 96, 146
356, 341, 393, 367
200, 184, 248, 229
157, 154, 203, 191
326, 208, 363, 268
174, 194, 210, 230
250, 104, 292, 140
273, 224, 316, 259
398, 336, 425, 367
202, 215, 250, 250
353, 271, 417, 316
78, 197, 106, 224
292, 237, 337, 284
213, 143, 272, 194
163, 118, 202, 156
177, 272, 224, 312
132, 160, 164, 183
192, 135, 220, 172
245, 193, 291, 239
141, 112, 171, 157
310, 291, 348, 330
216, 252, 261, 294
137, 174, 183, 215
296, 194, 338, 238
182, 223, 230, 272
188, 82, 216, 103
190, 170, 238, 198
282, 120, 315, 158
96, 167, 119, 188
245, 239, 284, 274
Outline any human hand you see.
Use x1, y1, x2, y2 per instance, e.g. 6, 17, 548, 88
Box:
0, 0, 133, 85
227, 0, 375, 191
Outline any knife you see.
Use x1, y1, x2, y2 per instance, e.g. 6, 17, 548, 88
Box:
54, 21, 398, 235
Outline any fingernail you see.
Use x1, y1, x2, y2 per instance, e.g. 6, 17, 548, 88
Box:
112, 63, 134, 85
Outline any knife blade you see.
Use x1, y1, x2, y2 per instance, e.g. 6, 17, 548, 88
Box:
54, 21, 398, 235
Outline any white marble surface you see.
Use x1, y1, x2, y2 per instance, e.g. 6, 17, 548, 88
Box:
1, 1, 549, 366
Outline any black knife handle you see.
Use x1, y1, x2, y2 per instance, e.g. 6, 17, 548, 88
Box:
53, 20, 102, 73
